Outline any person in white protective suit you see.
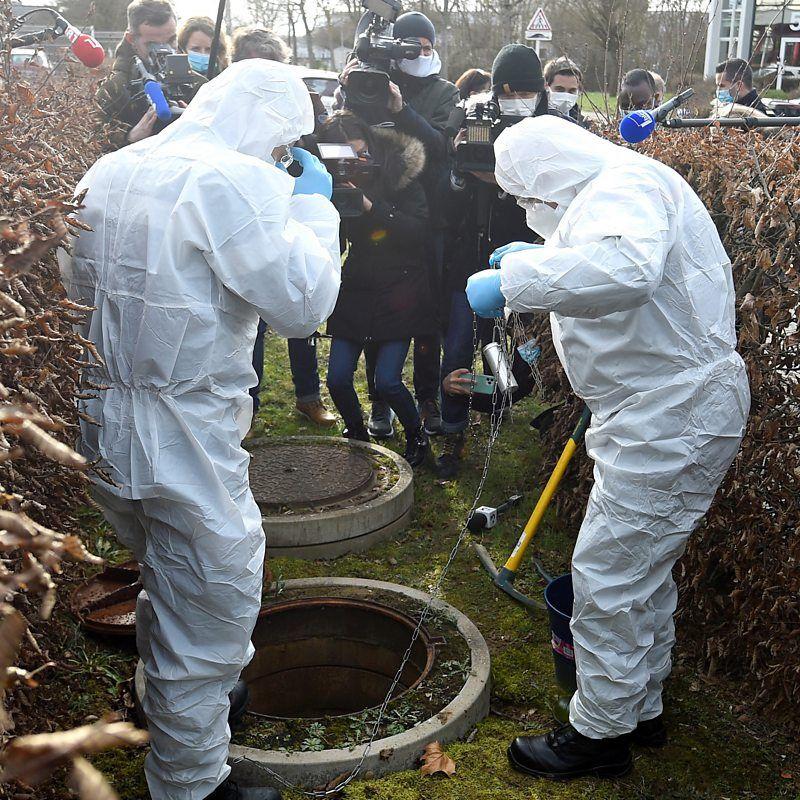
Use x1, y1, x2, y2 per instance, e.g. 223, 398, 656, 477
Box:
59, 60, 341, 800
466, 115, 750, 780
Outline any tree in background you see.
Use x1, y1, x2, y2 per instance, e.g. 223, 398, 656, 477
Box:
58, 0, 129, 30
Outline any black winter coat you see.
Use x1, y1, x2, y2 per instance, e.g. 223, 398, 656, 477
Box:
326, 129, 437, 343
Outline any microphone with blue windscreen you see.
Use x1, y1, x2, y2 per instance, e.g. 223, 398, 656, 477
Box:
619, 88, 695, 144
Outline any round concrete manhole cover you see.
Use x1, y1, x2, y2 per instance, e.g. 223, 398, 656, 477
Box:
250, 441, 375, 510
246, 437, 415, 560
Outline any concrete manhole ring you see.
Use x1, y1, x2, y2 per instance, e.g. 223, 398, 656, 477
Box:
246, 437, 414, 560
134, 579, 491, 790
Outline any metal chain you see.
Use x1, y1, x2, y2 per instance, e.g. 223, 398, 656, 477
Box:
232, 313, 514, 796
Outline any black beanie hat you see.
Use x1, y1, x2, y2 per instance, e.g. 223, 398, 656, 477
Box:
393, 11, 436, 46
491, 44, 545, 94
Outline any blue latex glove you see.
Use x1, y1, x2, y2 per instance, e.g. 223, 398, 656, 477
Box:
466, 269, 505, 318
488, 241, 542, 267
279, 147, 333, 199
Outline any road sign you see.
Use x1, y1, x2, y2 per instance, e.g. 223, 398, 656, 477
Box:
525, 7, 553, 41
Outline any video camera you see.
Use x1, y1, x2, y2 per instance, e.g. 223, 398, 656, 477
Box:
131, 43, 201, 123
345, 0, 421, 116
316, 143, 380, 218
447, 94, 522, 176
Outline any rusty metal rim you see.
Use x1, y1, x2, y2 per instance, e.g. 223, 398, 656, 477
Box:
248, 596, 436, 721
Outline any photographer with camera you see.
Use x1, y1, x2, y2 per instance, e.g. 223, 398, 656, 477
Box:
437, 44, 550, 479
340, 5, 458, 439
96, 0, 206, 149
319, 111, 434, 467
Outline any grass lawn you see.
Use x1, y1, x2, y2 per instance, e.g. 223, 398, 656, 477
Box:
65, 332, 800, 799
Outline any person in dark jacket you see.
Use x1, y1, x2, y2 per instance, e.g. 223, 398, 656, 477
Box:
319, 112, 434, 467
340, 11, 459, 439
96, 0, 205, 150
437, 44, 552, 479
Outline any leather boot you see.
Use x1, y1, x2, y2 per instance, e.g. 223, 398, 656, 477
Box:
627, 715, 667, 747
296, 399, 336, 427
205, 778, 281, 799
403, 424, 429, 468
435, 432, 465, 479
508, 723, 632, 780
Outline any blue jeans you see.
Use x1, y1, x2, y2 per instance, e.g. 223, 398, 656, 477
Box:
327, 338, 420, 433
440, 290, 490, 433
250, 322, 320, 414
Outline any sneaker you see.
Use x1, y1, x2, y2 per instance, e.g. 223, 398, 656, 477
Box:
296, 399, 336, 428
419, 397, 443, 436
403, 425, 429, 468
367, 400, 395, 438
507, 723, 632, 781
343, 424, 370, 442
435, 432, 465, 479
205, 778, 282, 800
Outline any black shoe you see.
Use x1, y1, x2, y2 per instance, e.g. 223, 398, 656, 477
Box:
435, 432, 464, 479
368, 401, 395, 438
507, 723, 632, 781
627, 715, 667, 747
205, 778, 281, 800
403, 425, 429, 468
419, 398, 443, 436
228, 680, 250, 726
343, 424, 370, 442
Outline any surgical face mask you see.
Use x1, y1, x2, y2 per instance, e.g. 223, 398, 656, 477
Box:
398, 50, 441, 78
548, 90, 579, 115
716, 87, 734, 104
498, 95, 539, 118
187, 51, 210, 75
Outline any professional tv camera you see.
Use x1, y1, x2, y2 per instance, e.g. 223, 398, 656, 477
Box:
130, 43, 202, 123
447, 92, 535, 176
316, 143, 380, 218
345, 0, 421, 117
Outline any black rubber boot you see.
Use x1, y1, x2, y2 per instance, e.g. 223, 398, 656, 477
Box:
435, 432, 465, 479
228, 680, 250, 726
508, 723, 632, 781
403, 425, 429, 468
205, 778, 281, 800
627, 715, 667, 747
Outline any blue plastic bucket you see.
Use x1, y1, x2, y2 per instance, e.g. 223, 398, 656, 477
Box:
543, 573, 577, 696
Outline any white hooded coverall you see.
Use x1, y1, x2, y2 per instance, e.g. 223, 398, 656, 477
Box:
59, 61, 341, 798
493, 116, 750, 739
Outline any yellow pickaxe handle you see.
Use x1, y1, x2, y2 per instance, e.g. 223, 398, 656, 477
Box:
503, 405, 592, 573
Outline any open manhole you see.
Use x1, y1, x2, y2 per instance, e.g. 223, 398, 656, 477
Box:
246, 437, 414, 560
243, 597, 434, 719
134, 579, 491, 790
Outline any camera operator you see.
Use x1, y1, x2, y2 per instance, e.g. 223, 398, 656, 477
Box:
319, 111, 434, 467
437, 44, 551, 479
96, 0, 206, 149
341, 9, 459, 439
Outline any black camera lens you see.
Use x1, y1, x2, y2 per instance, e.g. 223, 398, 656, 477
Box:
348, 69, 389, 108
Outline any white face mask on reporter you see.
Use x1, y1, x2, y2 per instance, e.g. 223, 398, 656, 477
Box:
548, 90, 579, 114
398, 50, 442, 78
498, 95, 539, 117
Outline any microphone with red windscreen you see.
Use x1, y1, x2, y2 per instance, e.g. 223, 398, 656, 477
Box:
61, 17, 105, 68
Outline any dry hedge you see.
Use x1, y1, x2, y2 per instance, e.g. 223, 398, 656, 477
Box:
531, 125, 800, 731
0, 7, 148, 794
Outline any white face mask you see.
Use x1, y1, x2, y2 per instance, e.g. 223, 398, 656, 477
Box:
398, 50, 442, 78
548, 90, 579, 115
498, 95, 539, 118
518, 198, 564, 239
